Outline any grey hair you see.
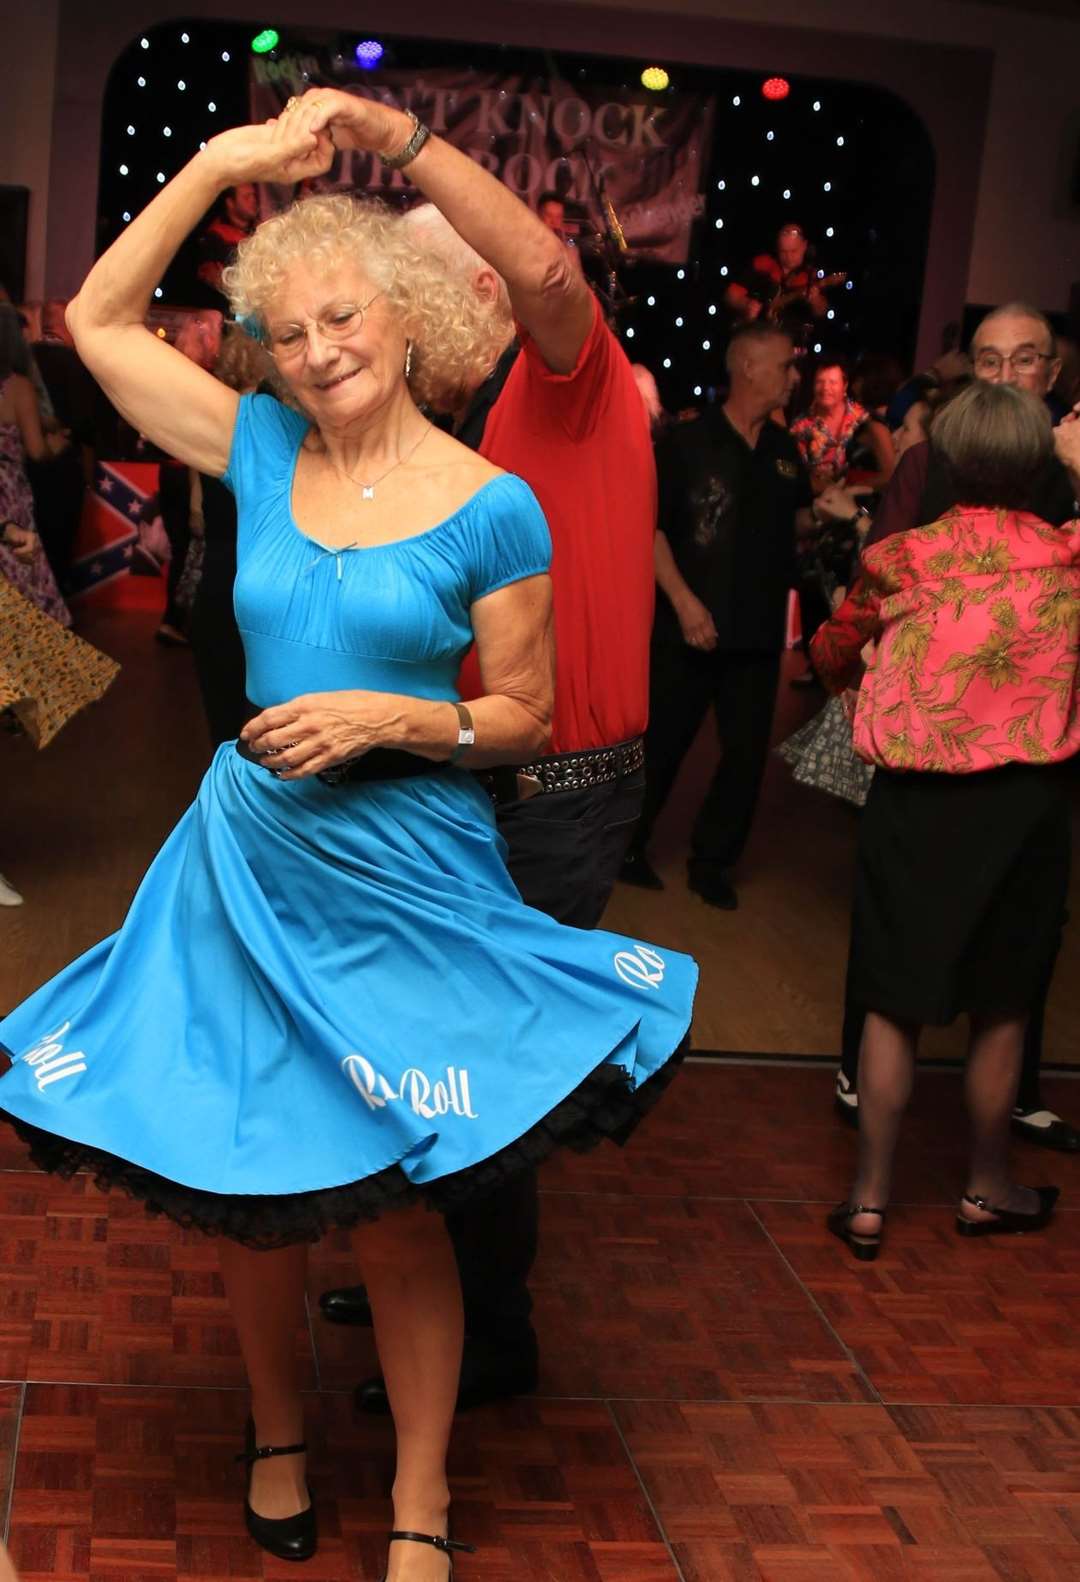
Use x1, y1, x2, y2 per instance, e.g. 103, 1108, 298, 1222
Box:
974, 301, 1057, 356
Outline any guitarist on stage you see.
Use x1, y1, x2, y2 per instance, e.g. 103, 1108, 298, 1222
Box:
724, 222, 834, 344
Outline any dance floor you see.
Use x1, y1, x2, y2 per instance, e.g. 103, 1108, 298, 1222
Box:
4, 605, 1080, 1578
3, 1064, 1080, 1580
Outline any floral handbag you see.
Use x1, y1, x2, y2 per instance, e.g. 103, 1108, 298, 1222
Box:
778, 694, 874, 808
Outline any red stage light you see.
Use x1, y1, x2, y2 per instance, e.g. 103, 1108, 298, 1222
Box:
762, 77, 790, 102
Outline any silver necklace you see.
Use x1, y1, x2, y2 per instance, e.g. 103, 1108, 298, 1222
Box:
326, 422, 433, 500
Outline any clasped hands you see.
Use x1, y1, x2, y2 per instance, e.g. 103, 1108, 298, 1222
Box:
240, 691, 401, 781
201, 88, 413, 190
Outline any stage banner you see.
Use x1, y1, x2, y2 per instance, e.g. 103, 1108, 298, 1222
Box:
249, 50, 714, 263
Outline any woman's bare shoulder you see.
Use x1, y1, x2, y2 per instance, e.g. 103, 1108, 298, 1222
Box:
427, 425, 504, 487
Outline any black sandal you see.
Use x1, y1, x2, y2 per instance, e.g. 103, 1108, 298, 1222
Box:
380, 1530, 477, 1580
236, 1417, 317, 1561
956, 1185, 1059, 1237
827, 1202, 886, 1262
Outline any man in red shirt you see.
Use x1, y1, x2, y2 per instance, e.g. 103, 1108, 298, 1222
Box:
315, 100, 658, 1407
724, 222, 829, 341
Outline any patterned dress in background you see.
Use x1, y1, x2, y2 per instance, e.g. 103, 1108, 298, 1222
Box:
0, 378, 71, 628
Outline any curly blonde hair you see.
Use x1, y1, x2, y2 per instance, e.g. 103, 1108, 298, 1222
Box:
222, 194, 512, 410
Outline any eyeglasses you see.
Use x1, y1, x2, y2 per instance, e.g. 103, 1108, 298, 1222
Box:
267, 293, 383, 363
973, 347, 1055, 376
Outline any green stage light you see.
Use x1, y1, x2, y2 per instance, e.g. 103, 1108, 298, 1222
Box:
252, 28, 280, 55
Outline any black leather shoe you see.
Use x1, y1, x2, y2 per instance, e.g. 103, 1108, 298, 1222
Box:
319, 1283, 373, 1326
356, 1333, 539, 1417
237, 1418, 316, 1561
687, 870, 738, 910
379, 1530, 476, 1581
1011, 1107, 1080, 1153
618, 847, 664, 891
956, 1185, 1060, 1237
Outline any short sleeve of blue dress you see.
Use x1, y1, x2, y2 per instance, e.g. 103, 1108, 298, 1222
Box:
221, 392, 307, 516
458, 475, 551, 603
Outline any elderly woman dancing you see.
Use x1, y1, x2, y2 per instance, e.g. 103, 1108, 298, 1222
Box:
0, 103, 696, 1580
819, 382, 1080, 1261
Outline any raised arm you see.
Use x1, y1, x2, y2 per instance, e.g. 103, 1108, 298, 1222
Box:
65, 117, 334, 476
295, 91, 595, 375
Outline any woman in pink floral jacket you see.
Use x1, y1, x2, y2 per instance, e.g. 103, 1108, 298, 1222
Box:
817, 382, 1080, 1259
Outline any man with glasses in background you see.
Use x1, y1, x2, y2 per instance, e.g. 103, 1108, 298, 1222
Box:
827, 301, 1080, 1152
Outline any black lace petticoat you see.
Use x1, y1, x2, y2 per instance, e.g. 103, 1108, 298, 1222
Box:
0, 1041, 685, 1249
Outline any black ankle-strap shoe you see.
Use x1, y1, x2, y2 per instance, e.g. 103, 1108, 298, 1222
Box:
380, 1529, 476, 1580
236, 1417, 317, 1561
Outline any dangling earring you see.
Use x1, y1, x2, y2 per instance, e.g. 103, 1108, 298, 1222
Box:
404, 341, 413, 380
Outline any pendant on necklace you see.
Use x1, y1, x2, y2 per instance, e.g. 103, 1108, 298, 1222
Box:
361, 486, 375, 500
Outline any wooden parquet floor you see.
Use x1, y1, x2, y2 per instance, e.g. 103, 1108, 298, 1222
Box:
4, 1065, 1080, 1578
4, 609, 1080, 1577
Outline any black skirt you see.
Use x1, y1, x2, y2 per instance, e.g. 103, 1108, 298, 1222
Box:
847, 762, 1072, 1026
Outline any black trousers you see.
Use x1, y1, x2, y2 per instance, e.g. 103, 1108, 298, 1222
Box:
637, 621, 781, 878
447, 761, 645, 1343
188, 545, 248, 749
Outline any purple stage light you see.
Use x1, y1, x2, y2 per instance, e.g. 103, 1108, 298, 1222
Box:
354, 39, 384, 69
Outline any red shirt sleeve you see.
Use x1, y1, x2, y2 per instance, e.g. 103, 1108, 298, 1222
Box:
514, 294, 624, 443
863, 441, 930, 548
809, 575, 882, 693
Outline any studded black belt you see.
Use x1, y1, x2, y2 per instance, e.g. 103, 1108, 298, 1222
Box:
480, 736, 646, 802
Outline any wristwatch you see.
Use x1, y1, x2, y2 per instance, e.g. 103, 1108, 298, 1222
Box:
449, 702, 475, 764
380, 110, 431, 170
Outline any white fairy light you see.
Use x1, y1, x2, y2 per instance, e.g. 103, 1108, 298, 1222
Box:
663, 357, 672, 368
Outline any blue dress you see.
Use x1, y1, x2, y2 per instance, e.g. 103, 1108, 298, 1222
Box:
0, 395, 697, 1245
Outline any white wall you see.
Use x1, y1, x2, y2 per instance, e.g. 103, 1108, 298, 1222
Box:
1, 1, 60, 298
